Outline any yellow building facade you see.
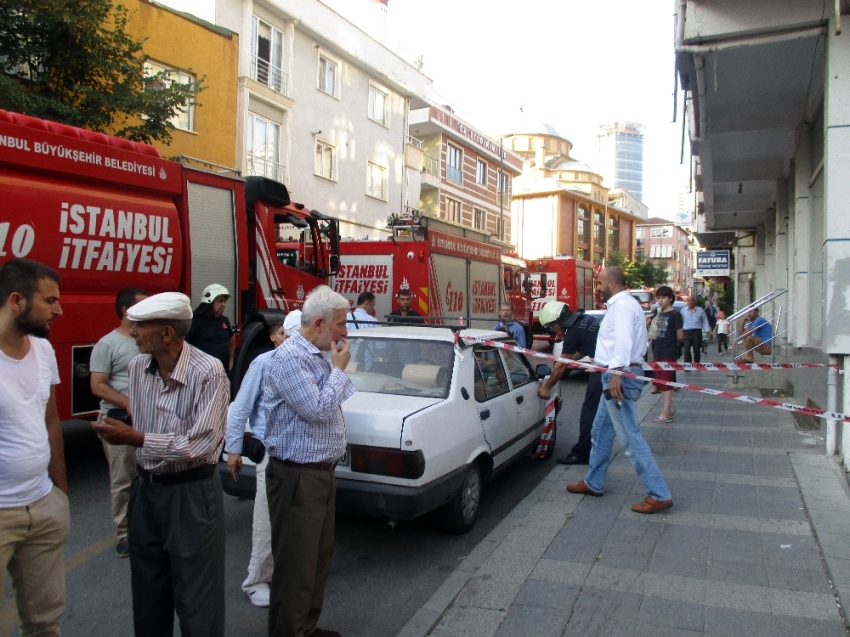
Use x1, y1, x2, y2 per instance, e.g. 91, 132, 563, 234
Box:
498, 117, 640, 264
122, 0, 239, 168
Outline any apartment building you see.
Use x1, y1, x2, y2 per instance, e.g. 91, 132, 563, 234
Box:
408, 106, 523, 241
125, 0, 240, 166
214, 0, 432, 238
636, 217, 695, 292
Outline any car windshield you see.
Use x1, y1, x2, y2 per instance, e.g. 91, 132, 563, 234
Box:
630, 291, 653, 304
343, 337, 454, 398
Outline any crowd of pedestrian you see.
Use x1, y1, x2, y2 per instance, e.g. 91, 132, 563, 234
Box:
2, 254, 771, 637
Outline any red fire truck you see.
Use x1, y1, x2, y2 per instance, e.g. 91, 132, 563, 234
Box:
526, 256, 597, 335
328, 215, 534, 337
0, 110, 339, 421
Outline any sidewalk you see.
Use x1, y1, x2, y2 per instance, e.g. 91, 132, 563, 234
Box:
398, 370, 850, 637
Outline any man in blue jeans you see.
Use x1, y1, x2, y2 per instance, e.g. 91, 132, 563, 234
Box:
567, 267, 673, 514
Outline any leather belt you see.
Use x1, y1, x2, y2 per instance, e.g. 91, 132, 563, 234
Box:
273, 458, 338, 471
136, 464, 215, 485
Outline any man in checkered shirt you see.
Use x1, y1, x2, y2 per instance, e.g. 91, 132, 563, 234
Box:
263, 286, 355, 637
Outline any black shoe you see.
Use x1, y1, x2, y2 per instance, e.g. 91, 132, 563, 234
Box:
115, 538, 130, 558
556, 453, 589, 465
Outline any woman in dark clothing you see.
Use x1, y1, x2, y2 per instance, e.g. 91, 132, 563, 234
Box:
186, 283, 235, 372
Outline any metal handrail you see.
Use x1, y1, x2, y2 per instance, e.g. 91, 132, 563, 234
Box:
727, 288, 786, 322
422, 155, 439, 175
245, 153, 285, 182
250, 55, 288, 95
729, 289, 787, 365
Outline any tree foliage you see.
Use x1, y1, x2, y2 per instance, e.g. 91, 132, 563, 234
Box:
0, 0, 203, 144
605, 251, 670, 289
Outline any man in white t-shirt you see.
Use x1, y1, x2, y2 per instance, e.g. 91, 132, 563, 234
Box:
0, 258, 69, 636
89, 287, 148, 558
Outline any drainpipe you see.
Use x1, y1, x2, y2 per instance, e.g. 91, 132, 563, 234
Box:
843, 355, 850, 471
826, 355, 840, 455
677, 26, 826, 54
693, 54, 707, 142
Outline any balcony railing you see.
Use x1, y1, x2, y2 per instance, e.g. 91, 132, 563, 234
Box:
422, 155, 439, 176
245, 153, 285, 183
251, 55, 288, 95
406, 135, 423, 150
446, 165, 462, 183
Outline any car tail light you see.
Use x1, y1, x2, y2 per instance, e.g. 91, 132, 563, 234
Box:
350, 445, 425, 479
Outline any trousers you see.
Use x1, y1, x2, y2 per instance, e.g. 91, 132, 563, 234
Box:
571, 372, 603, 458
128, 472, 225, 637
267, 458, 336, 637
584, 369, 671, 502
242, 453, 273, 593
98, 414, 136, 540
682, 329, 703, 363
0, 486, 70, 637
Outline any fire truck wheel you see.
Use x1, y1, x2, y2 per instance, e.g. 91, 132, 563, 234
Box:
440, 462, 482, 534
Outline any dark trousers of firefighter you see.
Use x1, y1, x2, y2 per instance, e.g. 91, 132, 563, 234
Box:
128, 473, 225, 637
682, 329, 703, 363
266, 459, 336, 637
571, 371, 603, 459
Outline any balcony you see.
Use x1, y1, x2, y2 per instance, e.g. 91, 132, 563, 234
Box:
245, 153, 285, 183
251, 55, 288, 96
421, 155, 439, 190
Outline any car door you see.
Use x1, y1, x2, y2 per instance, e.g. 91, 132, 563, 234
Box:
472, 346, 517, 469
500, 349, 545, 456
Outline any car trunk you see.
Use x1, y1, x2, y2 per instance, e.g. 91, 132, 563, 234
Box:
342, 392, 443, 449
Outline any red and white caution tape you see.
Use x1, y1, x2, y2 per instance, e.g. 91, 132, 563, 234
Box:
463, 337, 850, 424
640, 360, 838, 372
535, 395, 556, 458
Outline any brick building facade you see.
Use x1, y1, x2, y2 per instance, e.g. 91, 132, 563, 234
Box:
409, 106, 523, 241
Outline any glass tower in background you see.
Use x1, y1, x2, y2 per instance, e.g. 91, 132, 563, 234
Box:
598, 122, 644, 201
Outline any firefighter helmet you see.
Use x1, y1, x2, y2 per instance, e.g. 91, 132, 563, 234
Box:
201, 283, 230, 303
540, 301, 582, 330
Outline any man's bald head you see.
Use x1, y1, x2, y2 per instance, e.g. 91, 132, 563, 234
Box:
601, 267, 626, 288
598, 267, 626, 303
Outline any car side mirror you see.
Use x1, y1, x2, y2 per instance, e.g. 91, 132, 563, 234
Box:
535, 364, 552, 377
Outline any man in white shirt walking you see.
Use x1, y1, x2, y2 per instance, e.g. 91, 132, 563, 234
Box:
567, 267, 673, 514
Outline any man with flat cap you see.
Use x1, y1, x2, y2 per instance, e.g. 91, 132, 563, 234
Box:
93, 292, 230, 637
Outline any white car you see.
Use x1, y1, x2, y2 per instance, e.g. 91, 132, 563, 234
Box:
220, 326, 560, 534
334, 326, 559, 533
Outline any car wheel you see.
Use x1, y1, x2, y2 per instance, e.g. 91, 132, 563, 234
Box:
440, 463, 482, 534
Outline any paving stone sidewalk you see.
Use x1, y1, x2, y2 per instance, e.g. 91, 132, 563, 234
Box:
398, 372, 850, 637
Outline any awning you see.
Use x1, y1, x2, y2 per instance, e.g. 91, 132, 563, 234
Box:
694, 231, 738, 250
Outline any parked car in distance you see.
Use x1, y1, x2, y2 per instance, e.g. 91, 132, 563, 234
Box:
220, 326, 560, 534
629, 289, 656, 316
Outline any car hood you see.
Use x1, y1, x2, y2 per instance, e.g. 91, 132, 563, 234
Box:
342, 392, 442, 449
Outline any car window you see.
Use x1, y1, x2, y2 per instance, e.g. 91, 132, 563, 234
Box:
630, 291, 653, 303
501, 350, 534, 388
473, 347, 509, 401
344, 338, 454, 398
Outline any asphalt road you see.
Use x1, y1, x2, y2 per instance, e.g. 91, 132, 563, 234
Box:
3, 375, 590, 637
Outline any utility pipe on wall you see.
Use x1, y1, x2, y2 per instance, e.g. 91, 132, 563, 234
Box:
827, 355, 840, 455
